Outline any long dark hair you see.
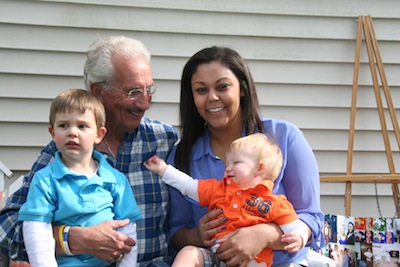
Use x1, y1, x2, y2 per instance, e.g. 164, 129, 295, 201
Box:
174, 46, 264, 173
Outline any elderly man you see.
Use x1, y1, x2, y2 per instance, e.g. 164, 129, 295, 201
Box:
0, 36, 179, 267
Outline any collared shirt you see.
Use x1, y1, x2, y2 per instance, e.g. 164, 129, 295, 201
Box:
200, 178, 298, 266
168, 118, 324, 266
0, 117, 179, 267
18, 150, 142, 266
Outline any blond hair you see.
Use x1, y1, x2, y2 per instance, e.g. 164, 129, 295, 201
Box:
49, 89, 106, 129
228, 133, 283, 180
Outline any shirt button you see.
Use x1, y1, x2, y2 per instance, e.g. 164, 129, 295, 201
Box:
227, 180, 231, 185
233, 203, 238, 208
237, 191, 241, 195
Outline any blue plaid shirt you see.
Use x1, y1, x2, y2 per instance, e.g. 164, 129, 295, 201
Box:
0, 117, 179, 267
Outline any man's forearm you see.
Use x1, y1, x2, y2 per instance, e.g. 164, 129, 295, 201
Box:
53, 224, 84, 256
52, 224, 68, 255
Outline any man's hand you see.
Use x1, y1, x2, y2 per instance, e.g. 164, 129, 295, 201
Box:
65, 219, 135, 263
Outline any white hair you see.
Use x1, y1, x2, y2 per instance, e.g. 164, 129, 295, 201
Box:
83, 35, 151, 90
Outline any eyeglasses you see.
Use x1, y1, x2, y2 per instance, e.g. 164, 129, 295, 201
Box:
104, 83, 157, 101
121, 86, 157, 101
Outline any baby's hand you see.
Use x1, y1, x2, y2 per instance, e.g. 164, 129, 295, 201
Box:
281, 232, 303, 253
143, 155, 167, 176
149, 155, 158, 164
144, 155, 159, 170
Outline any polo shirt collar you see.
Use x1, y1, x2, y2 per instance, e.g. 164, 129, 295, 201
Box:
222, 177, 275, 192
52, 150, 115, 183
257, 179, 275, 191
51, 151, 71, 179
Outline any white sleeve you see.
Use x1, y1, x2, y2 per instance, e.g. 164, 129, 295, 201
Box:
162, 165, 199, 201
23, 221, 57, 267
280, 219, 309, 249
117, 222, 137, 267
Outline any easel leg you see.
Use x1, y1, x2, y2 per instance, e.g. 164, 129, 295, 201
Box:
345, 182, 352, 216
392, 183, 400, 218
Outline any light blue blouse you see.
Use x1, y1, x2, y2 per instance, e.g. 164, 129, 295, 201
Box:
168, 118, 324, 266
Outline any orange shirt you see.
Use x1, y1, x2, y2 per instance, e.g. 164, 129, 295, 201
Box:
198, 177, 298, 265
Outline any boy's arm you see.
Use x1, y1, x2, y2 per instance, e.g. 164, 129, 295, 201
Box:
162, 165, 199, 201
23, 221, 57, 267
0, 141, 57, 261
116, 222, 138, 267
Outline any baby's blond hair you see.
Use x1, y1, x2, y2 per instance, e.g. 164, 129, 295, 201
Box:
227, 133, 283, 180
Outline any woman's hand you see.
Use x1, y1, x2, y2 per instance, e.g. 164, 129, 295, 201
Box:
215, 223, 283, 267
171, 209, 227, 251
60, 219, 135, 263
197, 209, 227, 247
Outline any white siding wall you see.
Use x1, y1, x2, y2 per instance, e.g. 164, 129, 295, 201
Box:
1, 0, 400, 217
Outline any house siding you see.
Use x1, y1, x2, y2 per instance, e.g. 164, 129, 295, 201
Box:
1, 0, 399, 217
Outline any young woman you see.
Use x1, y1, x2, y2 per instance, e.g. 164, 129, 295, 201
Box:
167, 46, 324, 267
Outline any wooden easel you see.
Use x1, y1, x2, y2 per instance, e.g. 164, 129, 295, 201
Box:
320, 15, 400, 217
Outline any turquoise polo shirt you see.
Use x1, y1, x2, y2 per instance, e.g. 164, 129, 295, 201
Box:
19, 150, 142, 266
